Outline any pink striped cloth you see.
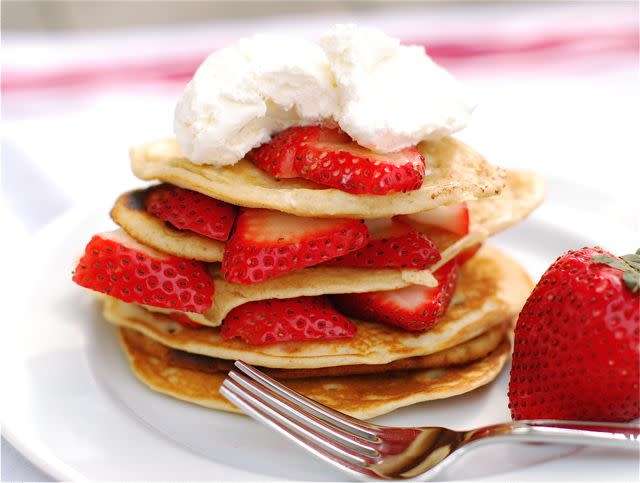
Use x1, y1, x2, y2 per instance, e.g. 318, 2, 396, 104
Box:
3, 29, 635, 93
2, 4, 637, 97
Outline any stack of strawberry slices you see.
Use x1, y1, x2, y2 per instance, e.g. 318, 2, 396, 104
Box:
72, 121, 545, 418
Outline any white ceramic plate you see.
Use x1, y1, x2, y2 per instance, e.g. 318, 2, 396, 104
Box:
3, 177, 638, 481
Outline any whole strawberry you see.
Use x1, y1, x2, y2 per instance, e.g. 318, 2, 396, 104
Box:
509, 247, 640, 422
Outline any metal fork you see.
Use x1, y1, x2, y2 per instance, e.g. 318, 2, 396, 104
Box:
220, 361, 639, 480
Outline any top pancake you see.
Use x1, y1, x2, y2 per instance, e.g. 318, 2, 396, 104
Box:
130, 136, 505, 218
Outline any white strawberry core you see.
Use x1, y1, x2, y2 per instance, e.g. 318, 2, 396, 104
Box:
241, 209, 353, 244
384, 284, 434, 309
364, 218, 409, 239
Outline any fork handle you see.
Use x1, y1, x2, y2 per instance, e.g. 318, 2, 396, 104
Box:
466, 420, 640, 449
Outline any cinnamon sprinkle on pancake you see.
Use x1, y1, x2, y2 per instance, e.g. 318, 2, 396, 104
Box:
130, 136, 506, 219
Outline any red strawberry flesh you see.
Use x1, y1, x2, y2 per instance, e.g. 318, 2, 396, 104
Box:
331, 258, 459, 331
246, 126, 329, 179
145, 184, 237, 241
222, 208, 369, 284
73, 229, 215, 313
454, 243, 482, 267
248, 126, 426, 195
325, 218, 441, 270
221, 296, 356, 345
508, 247, 640, 422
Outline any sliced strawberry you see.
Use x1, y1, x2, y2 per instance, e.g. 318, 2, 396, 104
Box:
325, 218, 441, 270
73, 229, 214, 313
167, 312, 204, 329
400, 202, 469, 236
455, 243, 482, 267
331, 259, 458, 331
248, 126, 426, 195
222, 208, 369, 284
221, 296, 356, 345
145, 184, 237, 241
245, 127, 318, 179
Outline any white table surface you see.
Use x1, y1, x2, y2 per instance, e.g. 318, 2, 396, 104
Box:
1, 3, 638, 481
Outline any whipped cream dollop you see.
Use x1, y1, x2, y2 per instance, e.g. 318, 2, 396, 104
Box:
175, 25, 474, 166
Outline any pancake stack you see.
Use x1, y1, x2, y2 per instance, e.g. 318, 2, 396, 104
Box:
74, 135, 544, 419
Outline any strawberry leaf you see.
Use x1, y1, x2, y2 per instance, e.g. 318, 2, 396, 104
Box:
593, 250, 640, 293
622, 271, 640, 293
621, 254, 640, 270
593, 255, 629, 272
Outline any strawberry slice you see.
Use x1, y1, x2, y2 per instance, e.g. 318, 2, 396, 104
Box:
400, 202, 469, 236
325, 218, 441, 270
221, 296, 356, 345
331, 258, 458, 331
222, 208, 369, 284
73, 229, 214, 313
245, 127, 306, 179
145, 184, 237, 241
247, 126, 426, 195
455, 243, 482, 266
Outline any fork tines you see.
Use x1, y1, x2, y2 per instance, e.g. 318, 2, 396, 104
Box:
220, 361, 382, 478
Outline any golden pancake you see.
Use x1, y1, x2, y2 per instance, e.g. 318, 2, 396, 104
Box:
155, 321, 508, 379
108, 170, 543, 327
110, 203, 489, 328
119, 327, 511, 419
204, 261, 444, 327
139, 262, 441, 327
130, 136, 505, 219
109, 170, 541, 270
110, 189, 225, 262
102, 245, 533, 369
468, 170, 545, 235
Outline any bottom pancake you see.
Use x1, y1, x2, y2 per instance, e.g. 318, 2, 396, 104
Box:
118, 327, 511, 419
162, 322, 508, 380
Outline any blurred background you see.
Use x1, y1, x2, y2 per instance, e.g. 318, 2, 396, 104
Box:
3, 2, 638, 219
4, 1, 445, 30
1, 1, 638, 480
